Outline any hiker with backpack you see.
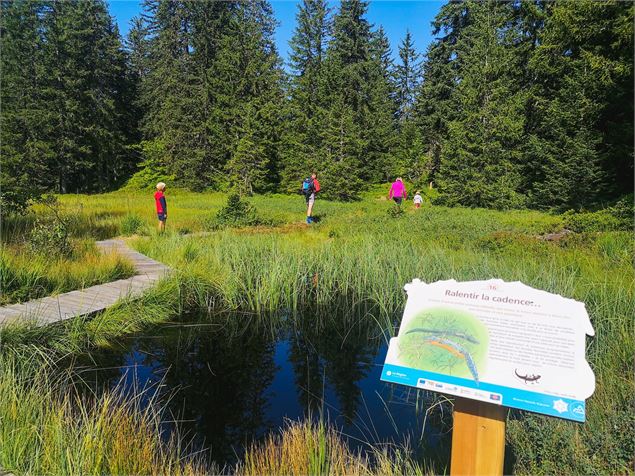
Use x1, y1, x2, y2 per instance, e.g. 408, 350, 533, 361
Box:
302, 173, 320, 224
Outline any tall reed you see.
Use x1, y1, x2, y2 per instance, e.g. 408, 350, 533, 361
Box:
2, 191, 632, 474
0, 353, 206, 476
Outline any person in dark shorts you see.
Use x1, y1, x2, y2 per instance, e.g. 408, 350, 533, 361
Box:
388, 177, 407, 205
154, 182, 167, 232
303, 173, 321, 224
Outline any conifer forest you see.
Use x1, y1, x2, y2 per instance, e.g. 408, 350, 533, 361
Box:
2, 0, 633, 211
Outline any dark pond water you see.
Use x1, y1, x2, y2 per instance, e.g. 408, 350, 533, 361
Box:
74, 312, 452, 467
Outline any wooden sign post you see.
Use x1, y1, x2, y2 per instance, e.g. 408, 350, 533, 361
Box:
450, 398, 506, 476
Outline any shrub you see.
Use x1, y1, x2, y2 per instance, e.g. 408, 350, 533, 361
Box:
123, 140, 175, 190
28, 219, 72, 258
212, 193, 262, 229
422, 186, 440, 203
121, 214, 144, 236
562, 195, 634, 233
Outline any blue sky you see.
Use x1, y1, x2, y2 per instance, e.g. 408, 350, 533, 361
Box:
107, 1, 444, 66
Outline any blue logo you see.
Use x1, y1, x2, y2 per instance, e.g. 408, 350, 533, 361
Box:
570, 403, 585, 417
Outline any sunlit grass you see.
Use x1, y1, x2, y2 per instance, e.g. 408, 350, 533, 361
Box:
0, 353, 206, 476
0, 240, 135, 305
238, 417, 435, 476
1, 190, 633, 474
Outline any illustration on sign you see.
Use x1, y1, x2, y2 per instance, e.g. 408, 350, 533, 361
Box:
381, 279, 596, 422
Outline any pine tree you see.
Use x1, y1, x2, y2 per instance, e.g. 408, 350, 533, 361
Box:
280, 0, 331, 193
394, 30, 420, 121
0, 0, 51, 212
434, 1, 527, 209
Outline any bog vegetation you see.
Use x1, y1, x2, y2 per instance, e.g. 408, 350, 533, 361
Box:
0, 191, 633, 474
0, 0, 633, 474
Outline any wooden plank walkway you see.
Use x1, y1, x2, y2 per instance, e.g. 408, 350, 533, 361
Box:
0, 239, 170, 327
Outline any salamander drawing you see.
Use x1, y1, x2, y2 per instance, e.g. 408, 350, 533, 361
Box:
405, 328, 480, 344
405, 327, 481, 383
514, 369, 541, 384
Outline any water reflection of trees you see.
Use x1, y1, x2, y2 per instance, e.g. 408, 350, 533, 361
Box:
144, 322, 277, 463
82, 320, 278, 464
288, 311, 382, 423
73, 309, 452, 469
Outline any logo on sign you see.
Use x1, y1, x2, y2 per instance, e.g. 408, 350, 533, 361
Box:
553, 399, 568, 414
570, 403, 585, 417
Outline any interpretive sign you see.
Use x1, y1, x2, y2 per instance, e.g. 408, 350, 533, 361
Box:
381, 279, 595, 422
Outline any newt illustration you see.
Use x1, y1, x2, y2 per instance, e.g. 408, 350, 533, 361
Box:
515, 369, 541, 384
405, 327, 480, 344
421, 336, 480, 383
398, 306, 489, 384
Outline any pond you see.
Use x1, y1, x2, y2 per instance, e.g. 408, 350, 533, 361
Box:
74, 311, 452, 467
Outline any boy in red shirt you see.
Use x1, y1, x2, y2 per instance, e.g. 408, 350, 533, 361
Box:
154, 182, 167, 232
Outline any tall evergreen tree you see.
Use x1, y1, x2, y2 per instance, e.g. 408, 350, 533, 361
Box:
415, 1, 470, 185
394, 30, 420, 121
139, 0, 200, 187
434, 0, 527, 208
216, 0, 284, 193
312, 0, 377, 198
280, 0, 331, 192
366, 27, 397, 182
0, 0, 50, 212
524, 0, 633, 208
1, 0, 134, 200
139, 0, 282, 192
393, 30, 425, 183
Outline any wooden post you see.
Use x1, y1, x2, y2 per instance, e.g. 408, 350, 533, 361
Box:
450, 398, 506, 476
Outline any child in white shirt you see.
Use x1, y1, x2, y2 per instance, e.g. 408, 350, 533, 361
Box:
413, 191, 423, 209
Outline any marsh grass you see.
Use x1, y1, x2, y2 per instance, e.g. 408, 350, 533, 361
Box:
238, 417, 434, 476
0, 240, 135, 305
0, 353, 206, 476
1, 191, 633, 474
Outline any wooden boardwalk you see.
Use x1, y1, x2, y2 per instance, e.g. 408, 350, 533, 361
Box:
0, 239, 170, 327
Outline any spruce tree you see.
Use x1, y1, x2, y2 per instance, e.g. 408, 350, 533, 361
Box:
525, 0, 633, 208
314, 0, 376, 198
415, 1, 470, 185
280, 0, 331, 193
393, 30, 425, 183
215, 0, 284, 193
394, 30, 420, 121
226, 104, 267, 196
366, 27, 397, 182
434, 0, 527, 209
1, 0, 134, 197
0, 0, 50, 212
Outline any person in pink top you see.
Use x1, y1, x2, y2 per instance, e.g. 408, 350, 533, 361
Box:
388, 177, 407, 205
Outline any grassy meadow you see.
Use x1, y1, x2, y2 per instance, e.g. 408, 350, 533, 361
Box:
0, 189, 633, 475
